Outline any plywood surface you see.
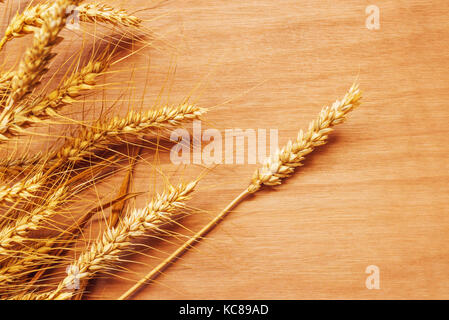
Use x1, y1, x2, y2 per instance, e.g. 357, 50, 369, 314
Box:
1, 0, 449, 299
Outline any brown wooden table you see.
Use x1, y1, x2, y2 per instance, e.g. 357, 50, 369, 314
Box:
1, 0, 449, 299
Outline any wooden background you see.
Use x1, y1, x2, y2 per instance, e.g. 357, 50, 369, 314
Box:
2, 0, 449, 299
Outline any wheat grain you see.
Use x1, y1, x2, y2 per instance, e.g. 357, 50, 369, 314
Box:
46, 181, 197, 300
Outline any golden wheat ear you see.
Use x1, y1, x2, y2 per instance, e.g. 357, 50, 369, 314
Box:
77, 3, 142, 28
24, 52, 113, 122
53, 103, 207, 164
0, 103, 204, 216
0, 2, 142, 52
119, 84, 363, 300
0, 0, 83, 143
44, 180, 198, 300
0, 45, 119, 144
0, 185, 69, 257
0, 152, 42, 178
4, 1, 83, 104
248, 83, 362, 193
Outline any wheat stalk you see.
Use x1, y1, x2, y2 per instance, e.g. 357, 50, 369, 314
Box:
119, 84, 362, 299
45, 181, 197, 300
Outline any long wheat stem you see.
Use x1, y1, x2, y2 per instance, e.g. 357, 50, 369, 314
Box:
119, 83, 362, 299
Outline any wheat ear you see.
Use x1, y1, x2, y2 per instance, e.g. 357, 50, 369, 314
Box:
0, 0, 82, 141
55, 104, 206, 163
0, 172, 43, 204
77, 3, 142, 27
27, 58, 110, 118
0, 56, 110, 142
247, 83, 362, 193
0, 186, 67, 256
0, 2, 141, 51
0, 152, 42, 178
5, 0, 82, 104
119, 84, 362, 299
46, 181, 197, 300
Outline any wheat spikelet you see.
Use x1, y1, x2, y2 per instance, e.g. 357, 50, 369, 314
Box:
46, 181, 197, 300
0, 172, 43, 204
0, 56, 110, 142
0, 152, 42, 178
10, 291, 72, 300
0, 4, 46, 51
5, 0, 81, 105
0, 186, 67, 255
78, 3, 142, 27
0, 0, 82, 144
119, 84, 363, 299
0, 71, 13, 99
27, 58, 110, 118
247, 83, 362, 193
55, 103, 206, 163
0, 2, 141, 51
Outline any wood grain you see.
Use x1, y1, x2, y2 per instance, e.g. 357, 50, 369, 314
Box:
1, 0, 449, 299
